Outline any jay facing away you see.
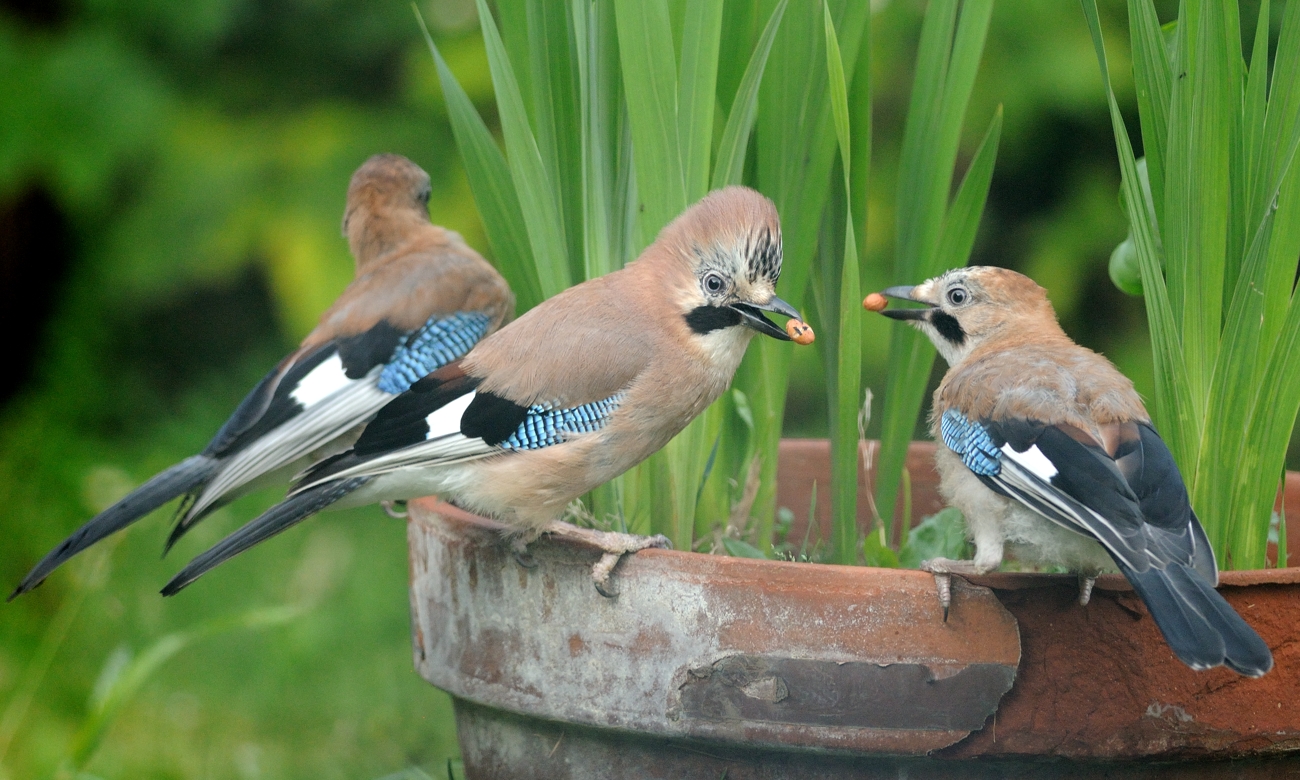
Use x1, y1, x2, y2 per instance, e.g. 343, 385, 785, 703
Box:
876, 267, 1272, 677
12, 154, 514, 599
156, 186, 803, 597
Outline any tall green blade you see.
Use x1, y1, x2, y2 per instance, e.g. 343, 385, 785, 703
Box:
712, 0, 788, 189
1082, 0, 1196, 493
822, 0, 864, 566
938, 107, 1003, 276
474, 0, 573, 299
526, 0, 584, 285
1241, 0, 1270, 235
418, 9, 543, 309
1128, 0, 1172, 229
614, 0, 686, 248
1162, 0, 1232, 465
747, 0, 869, 548
876, 0, 994, 535
678, 0, 724, 201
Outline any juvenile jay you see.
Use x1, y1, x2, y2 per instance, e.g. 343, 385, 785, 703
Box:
11, 154, 514, 599
875, 267, 1272, 677
158, 186, 802, 596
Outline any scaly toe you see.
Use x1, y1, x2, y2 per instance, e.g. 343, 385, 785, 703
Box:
930, 571, 953, 622
1078, 574, 1096, 607
591, 552, 622, 598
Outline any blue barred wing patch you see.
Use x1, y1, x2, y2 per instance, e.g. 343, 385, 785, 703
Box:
501, 393, 627, 451
378, 312, 492, 394
940, 409, 1002, 476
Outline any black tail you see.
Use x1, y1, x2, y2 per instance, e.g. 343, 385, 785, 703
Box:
1124, 562, 1273, 677
10, 455, 218, 600
160, 477, 369, 596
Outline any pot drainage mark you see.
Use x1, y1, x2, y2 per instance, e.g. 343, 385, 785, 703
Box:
675, 655, 1015, 732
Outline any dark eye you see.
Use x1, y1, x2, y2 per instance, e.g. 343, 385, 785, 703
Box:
703, 272, 727, 295
947, 286, 969, 306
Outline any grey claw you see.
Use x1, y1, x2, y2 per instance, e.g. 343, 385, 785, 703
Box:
1078, 574, 1097, 606
381, 500, 408, 519
932, 571, 952, 622
591, 552, 621, 598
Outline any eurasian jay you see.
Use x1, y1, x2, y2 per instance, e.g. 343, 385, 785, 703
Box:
11, 154, 514, 599
875, 266, 1272, 677
158, 186, 802, 596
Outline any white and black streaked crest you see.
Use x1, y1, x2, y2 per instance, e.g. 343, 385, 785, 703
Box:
745, 225, 782, 286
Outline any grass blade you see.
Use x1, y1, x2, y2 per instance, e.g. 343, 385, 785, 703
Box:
525, 0, 584, 285
937, 106, 1002, 272
419, 8, 543, 309
712, 0, 787, 189
876, 0, 993, 534
1081, 0, 1197, 500
747, 0, 869, 547
1162, 0, 1231, 452
821, 0, 864, 565
474, 0, 572, 299
1128, 0, 1171, 228
678, 0, 723, 200
614, 0, 686, 246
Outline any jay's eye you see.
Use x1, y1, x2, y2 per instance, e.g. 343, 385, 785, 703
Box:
702, 272, 727, 295
947, 287, 969, 306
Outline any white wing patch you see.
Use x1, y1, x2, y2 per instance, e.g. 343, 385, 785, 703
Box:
187, 367, 389, 520
290, 354, 352, 407
994, 458, 1142, 571
1001, 443, 1058, 481
425, 391, 477, 440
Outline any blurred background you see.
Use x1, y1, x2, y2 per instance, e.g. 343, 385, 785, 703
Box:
0, 0, 1294, 777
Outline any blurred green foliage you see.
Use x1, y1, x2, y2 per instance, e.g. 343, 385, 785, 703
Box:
0, 0, 1296, 777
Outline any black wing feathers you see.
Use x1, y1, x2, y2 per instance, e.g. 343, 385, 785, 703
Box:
460, 392, 530, 446
1125, 423, 1193, 532
352, 370, 481, 456
334, 320, 404, 379
298, 364, 481, 486
206, 319, 408, 459
976, 415, 1268, 675
204, 343, 337, 458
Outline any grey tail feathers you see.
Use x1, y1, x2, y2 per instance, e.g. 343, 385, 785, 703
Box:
1123, 561, 1273, 677
10, 455, 217, 601
160, 476, 369, 597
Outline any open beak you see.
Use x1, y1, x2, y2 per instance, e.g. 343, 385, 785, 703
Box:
879, 285, 935, 321
732, 295, 802, 341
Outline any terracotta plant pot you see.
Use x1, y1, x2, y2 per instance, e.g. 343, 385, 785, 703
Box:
407, 440, 1300, 778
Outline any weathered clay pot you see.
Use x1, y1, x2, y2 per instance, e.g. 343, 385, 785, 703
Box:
408, 441, 1300, 779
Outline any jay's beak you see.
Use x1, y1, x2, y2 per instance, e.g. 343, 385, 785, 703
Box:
732, 295, 802, 341
880, 285, 936, 321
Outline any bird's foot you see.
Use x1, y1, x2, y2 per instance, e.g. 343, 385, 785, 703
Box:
1078, 572, 1099, 606
381, 500, 409, 519
541, 521, 672, 597
920, 557, 990, 622
509, 536, 538, 569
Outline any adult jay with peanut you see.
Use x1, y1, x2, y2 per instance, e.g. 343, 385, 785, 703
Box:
874, 266, 1272, 677
12, 154, 514, 599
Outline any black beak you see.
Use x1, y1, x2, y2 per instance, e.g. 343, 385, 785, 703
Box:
732, 295, 801, 341
879, 285, 935, 321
